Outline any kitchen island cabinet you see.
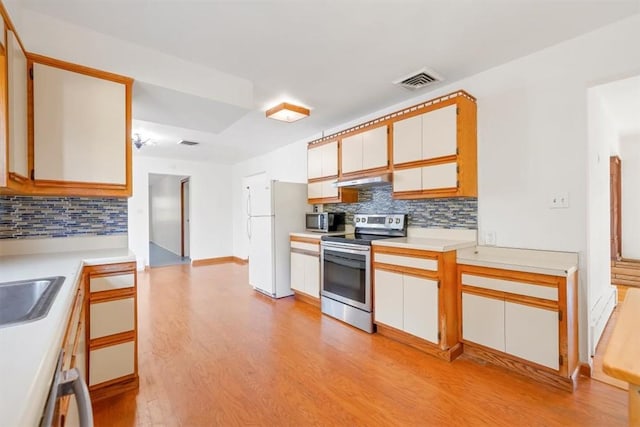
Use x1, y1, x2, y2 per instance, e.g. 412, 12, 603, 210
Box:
457, 246, 579, 391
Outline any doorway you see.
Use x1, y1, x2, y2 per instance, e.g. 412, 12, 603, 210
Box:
148, 173, 191, 267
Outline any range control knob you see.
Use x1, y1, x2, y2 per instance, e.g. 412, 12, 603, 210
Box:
362, 217, 367, 223
388, 218, 393, 224
396, 218, 401, 224
356, 217, 360, 223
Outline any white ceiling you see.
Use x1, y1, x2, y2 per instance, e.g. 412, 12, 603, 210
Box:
18, 0, 640, 163
596, 75, 640, 138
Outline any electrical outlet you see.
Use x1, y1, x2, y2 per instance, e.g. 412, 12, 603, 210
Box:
550, 192, 569, 209
485, 231, 496, 246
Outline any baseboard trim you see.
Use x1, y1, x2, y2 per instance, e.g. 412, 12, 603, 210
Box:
192, 256, 234, 266
293, 291, 320, 308
579, 362, 592, 378
90, 374, 139, 402
376, 323, 462, 362
232, 257, 248, 265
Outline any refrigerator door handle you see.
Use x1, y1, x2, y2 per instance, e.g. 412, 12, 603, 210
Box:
246, 193, 251, 216
246, 218, 251, 239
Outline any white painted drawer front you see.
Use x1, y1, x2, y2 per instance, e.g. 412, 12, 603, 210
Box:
421, 162, 457, 190
290, 241, 319, 253
375, 253, 438, 272
461, 274, 558, 301
90, 298, 135, 339
462, 292, 505, 351
90, 273, 134, 292
393, 168, 422, 192
505, 302, 559, 370
89, 341, 135, 386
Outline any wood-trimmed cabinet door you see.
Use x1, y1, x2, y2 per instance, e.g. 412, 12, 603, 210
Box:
505, 301, 559, 370
30, 56, 133, 196
373, 269, 403, 330
403, 275, 438, 344
461, 292, 505, 352
421, 104, 457, 160
7, 30, 28, 180
341, 126, 388, 175
290, 251, 306, 293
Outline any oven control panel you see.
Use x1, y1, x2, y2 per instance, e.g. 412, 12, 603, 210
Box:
354, 214, 406, 230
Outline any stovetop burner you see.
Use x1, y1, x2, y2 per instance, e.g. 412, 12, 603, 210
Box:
321, 213, 407, 246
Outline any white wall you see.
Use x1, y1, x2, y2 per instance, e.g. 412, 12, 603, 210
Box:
149, 174, 183, 255
129, 155, 233, 269
231, 14, 640, 363
586, 88, 619, 354
621, 135, 640, 259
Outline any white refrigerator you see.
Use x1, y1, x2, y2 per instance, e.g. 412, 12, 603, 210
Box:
246, 176, 308, 298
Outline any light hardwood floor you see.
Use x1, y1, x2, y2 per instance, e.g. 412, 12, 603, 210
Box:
94, 263, 628, 426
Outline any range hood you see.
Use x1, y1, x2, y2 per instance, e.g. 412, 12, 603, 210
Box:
334, 173, 392, 188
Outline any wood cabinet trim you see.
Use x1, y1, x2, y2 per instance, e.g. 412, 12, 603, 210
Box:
458, 264, 561, 287
28, 53, 133, 84
461, 284, 558, 310
89, 330, 135, 350
90, 287, 135, 303
374, 263, 439, 280
393, 155, 458, 170
307, 91, 474, 146
85, 262, 137, 275
290, 236, 321, 245
307, 175, 338, 183
373, 245, 441, 259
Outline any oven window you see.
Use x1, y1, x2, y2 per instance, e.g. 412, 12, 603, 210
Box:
323, 249, 366, 304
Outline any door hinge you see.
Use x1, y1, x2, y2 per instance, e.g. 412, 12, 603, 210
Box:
456, 148, 459, 155
437, 280, 441, 289
456, 180, 459, 188
456, 107, 460, 115
456, 165, 460, 173
558, 310, 563, 321
438, 332, 441, 341
30, 169, 34, 180
559, 355, 563, 366
29, 67, 33, 80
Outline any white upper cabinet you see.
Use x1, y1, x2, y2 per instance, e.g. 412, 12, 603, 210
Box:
341, 126, 388, 174
393, 104, 457, 165
392, 114, 422, 165
33, 62, 127, 185
307, 141, 338, 179
422, 104, 457, 159
7, 30, 28, 178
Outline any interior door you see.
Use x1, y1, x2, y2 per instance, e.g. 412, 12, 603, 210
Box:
181, 179, 190, 258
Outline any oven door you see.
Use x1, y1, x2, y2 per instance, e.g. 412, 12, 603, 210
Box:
321, 242, 371, 312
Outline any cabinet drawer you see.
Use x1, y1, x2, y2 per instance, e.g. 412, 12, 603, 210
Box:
374, 253, 438, 272
90, 273, 135, 293
90, 298, 135, 339
89, 341, 135, 386
290, 241, 319, 253
461, 274, 557, 301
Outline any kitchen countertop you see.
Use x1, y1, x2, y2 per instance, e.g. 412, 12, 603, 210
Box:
457, 246, 578, 277
0, 248, 135, 427
372, 236, 476, 252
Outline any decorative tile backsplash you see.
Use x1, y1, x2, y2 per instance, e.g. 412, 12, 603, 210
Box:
0, 196, 128, 240
324, 184, 477, 229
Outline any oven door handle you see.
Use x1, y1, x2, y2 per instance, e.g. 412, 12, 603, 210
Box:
40, 353, 94, 427
324, 252, 365, 269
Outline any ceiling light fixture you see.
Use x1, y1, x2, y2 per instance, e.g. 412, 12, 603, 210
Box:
265, 102, 310, 123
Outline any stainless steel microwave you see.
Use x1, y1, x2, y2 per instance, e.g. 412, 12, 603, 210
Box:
305, 212, 346, 233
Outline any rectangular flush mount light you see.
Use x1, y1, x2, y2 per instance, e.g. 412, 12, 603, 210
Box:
265, 102, 310, 123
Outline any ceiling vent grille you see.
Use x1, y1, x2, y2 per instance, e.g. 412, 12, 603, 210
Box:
393, 68, 443, 90
178, 140, 199, 146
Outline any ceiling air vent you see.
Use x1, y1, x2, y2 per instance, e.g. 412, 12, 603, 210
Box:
393, 67, 443, 90
178, 140, 199, 146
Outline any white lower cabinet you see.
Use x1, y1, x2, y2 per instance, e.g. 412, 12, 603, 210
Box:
374, 269, 438, 344
462, 292, 505, 352
290, 250, 320, 299
505, 302, 559, 370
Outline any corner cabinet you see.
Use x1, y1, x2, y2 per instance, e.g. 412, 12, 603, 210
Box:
85, 261, 138, 401
457, 264, 579, 391
392, 92, 477, 199
307, 140, 357, 204
290, 236, 321, 307
372, 245, 461, 361
30, 55, 133, 197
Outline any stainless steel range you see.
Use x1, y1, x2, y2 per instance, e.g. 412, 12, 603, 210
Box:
320, 213, 407, 333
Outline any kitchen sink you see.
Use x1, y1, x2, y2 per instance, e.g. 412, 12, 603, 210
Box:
0, 276, 65, 328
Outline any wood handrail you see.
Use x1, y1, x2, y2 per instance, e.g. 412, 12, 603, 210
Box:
603, 288, 640, 426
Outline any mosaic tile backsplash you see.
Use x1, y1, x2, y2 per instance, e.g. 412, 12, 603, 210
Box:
324, 184, 477, 229
0, 196, 128, 239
